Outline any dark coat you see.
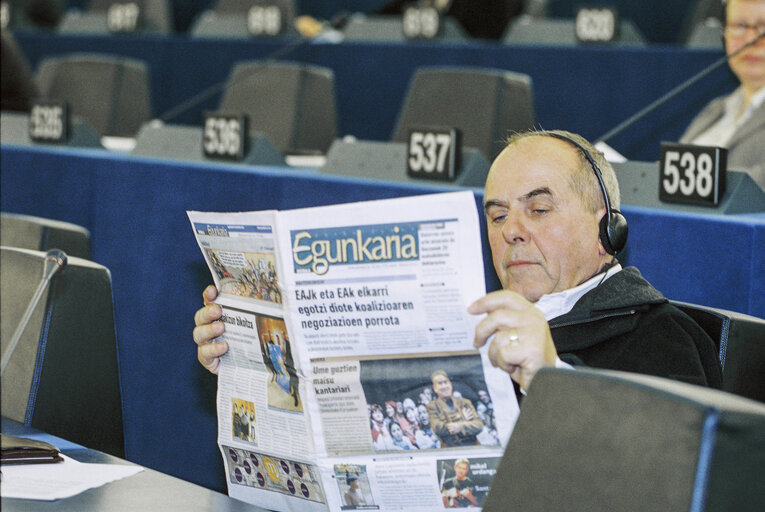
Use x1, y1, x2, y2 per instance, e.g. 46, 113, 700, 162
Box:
549, 267, 722, 388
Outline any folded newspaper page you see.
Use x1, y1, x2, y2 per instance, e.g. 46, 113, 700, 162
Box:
188, 191, 519, 511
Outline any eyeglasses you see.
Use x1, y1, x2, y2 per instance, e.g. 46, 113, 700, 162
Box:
724, 22, 765, 38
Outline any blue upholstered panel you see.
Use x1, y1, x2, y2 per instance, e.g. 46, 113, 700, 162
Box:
14, 33, 737, 162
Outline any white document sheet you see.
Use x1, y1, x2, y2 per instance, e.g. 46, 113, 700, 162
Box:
1, 454, 143, 501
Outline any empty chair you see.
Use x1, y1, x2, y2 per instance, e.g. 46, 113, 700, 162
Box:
484, 367, 765, 512
131, 121, 286, 166
685, 17, 724, 49
503, 16, 646, 47
521, 0, 548, 18
672, 301, 765, 403
1, 212, 91, 259
36, 53, 152, 137
189, 0, 298, 39
218, 60, 337, 154
681, 0, 725, 45
391, 66, 535, 160
1, 0, 64, 31
58, 0, 173, 35
1, 247, 124, 457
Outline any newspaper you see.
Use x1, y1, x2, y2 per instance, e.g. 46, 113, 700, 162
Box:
188, 191, 519, 511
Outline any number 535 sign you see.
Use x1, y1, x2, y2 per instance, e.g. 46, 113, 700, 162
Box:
659, 143, 727, 207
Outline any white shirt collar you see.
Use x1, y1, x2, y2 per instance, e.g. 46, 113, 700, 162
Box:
534, 263, 623, 321
723, 85, 765, 124
691, 85, 765, 147
748, 85, 765, 110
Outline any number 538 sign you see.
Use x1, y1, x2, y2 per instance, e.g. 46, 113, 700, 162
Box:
659, 143, 727, 207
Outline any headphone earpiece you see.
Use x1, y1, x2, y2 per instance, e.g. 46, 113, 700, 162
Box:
600, 209, 628, 256
547, 133, 628, 255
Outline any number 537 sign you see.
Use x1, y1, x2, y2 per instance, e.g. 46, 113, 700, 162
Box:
659, 142, 727, 207
407, 127, 461, 182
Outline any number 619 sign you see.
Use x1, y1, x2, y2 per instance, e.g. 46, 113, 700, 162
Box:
659, 142, 727, 207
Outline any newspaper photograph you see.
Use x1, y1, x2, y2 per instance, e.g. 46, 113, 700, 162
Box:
188, 191, 519, 511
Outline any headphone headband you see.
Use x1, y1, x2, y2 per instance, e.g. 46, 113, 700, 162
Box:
544, 132, 628, 255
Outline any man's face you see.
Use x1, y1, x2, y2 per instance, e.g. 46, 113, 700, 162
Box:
454, 461, 469, 480
725, 0, 765, 92
484, 136, 605, 302
478, 390, 489, 404
432, 374, 453, 399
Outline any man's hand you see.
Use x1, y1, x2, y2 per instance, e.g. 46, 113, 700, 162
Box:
446, 422, 462, 435
469, 290, 557, 391
193, 285, 229, 375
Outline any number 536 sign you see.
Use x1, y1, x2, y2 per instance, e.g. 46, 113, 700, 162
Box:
659, 143, 727, 207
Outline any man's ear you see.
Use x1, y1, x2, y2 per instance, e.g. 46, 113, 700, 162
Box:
596, 207, 608, 256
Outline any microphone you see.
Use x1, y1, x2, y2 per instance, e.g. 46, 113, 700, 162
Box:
157, 15, 348, 124
1, 249, 68, 376
595, 28, 765, 144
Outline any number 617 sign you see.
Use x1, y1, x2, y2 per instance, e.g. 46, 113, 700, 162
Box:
659, 142, 727, 207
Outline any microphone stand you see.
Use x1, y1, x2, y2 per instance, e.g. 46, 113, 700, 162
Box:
158, 18, 344, 124
0, 250, 68, 376
596, 29, 765, 144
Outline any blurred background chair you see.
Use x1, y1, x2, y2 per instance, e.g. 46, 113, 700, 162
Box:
1, 246, 124, 457
391, 66, 535, 161
684, 18, 724, 49
35, 53, 152, 137
1, 212, 92, 259
681, 0, 725, 47
131, 121, 286, 166
1, 0, 65, 32
672, 301, 765, 403
189, 0, 298, 39
340, 13, 467, 42
58, 0, 173, 35
218, 60, 337, 155
503, 16, 647, 47
484, 367, 765, 512
521, 0, 548, 18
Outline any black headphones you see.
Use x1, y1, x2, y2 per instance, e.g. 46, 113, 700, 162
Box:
546, 132, 628, 255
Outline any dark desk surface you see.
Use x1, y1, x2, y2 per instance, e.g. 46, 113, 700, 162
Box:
1, 418, 267, 512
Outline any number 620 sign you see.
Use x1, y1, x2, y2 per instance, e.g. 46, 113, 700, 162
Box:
659, 142, 727, 207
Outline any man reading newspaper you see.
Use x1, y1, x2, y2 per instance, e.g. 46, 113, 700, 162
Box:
191, 130, 720, 511
195, 129, 719, 392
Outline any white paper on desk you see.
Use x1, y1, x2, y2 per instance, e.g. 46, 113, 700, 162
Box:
0, 454, 143, 501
